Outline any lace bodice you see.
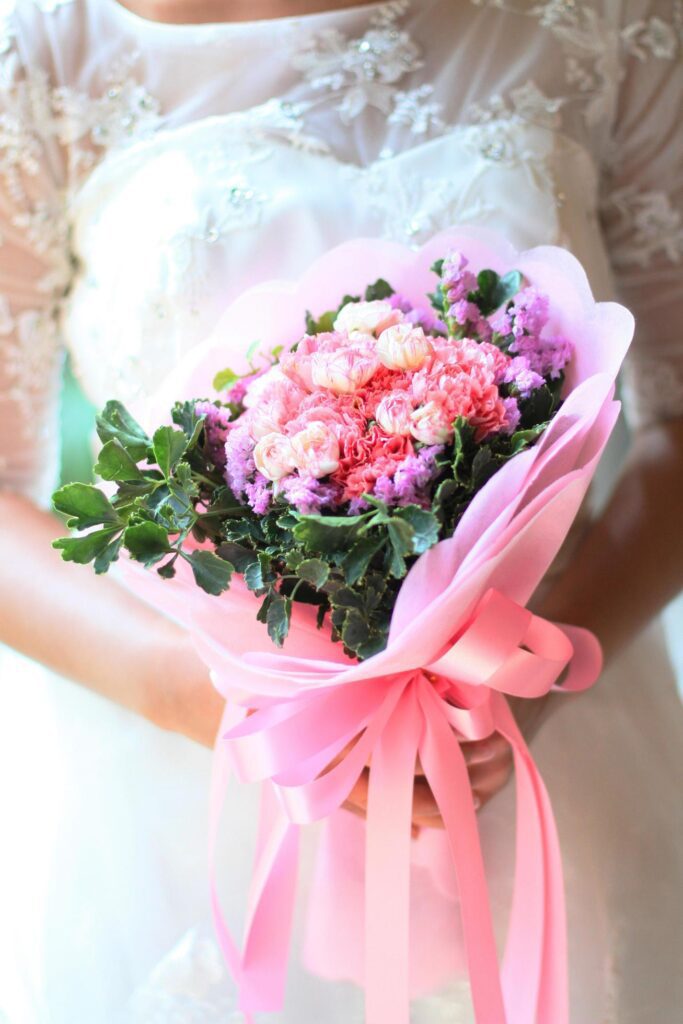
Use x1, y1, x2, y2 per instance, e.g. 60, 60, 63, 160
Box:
1, 0, 682, 504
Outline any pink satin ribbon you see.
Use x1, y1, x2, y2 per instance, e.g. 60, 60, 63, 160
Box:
209, 588, 602, 1023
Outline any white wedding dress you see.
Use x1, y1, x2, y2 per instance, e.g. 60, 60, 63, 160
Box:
1, 1, 682, 1021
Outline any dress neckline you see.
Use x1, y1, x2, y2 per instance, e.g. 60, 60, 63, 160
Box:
106, 0, 387, 31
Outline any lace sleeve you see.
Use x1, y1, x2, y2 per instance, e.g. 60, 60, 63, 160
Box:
599, 0, 683, 428
0, 12, 71, 504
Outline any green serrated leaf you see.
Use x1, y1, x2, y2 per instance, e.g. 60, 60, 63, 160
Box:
52, 483, 121, 530
509, 422, 548, 454
364, 278, 394, 302
518, 385, 555, 429
244, 552, 275, 594
256, 591, 273, 624
93, 533, 124, 574
341, 608, 371, 653
293, 512, 367, 553
471, 447, 499, 490
123, 521, 173, 566
153, 426, 187, 479
491, 270, 523, 310
182, 549, 234, 595
430, 258, 445, 277
342, 537, 384, 586
452, 416, 477, 486
297, 558, 330, 589
216, 542, 259, 574
96, 401, 151, 460
156, 558, 178, 580
266, 592, 292, 647
94, 439, 144, 482
52, 526, 122, 566
305, 309, 337, 335
393, 505, 440, 554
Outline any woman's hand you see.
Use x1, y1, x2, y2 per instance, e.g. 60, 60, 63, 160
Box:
341, 730, 513, 833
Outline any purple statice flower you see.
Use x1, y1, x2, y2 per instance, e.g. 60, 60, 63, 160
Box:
373, 445, 444, 508
442, 251, 477, 303
224, 422, 255, 499
279, 474, 340, 515
245, 475, 271, 515
504, 356, 545, 398
502, 396, 522, 434
449, 299, 493, 343
389, 293, 447, 335
195, 401, 232, 472
512, 332, 573, 380
348, 496, 371, 515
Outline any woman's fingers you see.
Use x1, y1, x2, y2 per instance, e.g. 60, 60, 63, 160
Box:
341, 733, 514, 831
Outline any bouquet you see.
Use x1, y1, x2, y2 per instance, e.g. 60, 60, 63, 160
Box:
52, 229, 633, 1024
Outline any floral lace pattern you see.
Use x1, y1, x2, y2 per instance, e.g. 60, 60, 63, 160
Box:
601, 185, 683, 267
291, 0, 424, 124
0, 27, 162, 444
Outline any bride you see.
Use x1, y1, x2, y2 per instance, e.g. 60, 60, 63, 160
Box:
0, 0, 682, 1021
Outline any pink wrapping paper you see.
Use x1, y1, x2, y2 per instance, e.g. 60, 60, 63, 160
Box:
119, 228, 634, 1024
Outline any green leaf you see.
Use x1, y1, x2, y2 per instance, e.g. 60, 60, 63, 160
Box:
94, 439, 144, 482
93, 533, 124, 574
293, 512, 367, 553
452, 416, 476, 486
52, 483, 121, 529
212, 367, 241, 391
509, 422, 548, 454
256, 592, 273, 625
52, 527, 122, 566
471, 447, 499, 490
244, 552, 275, 594
326, 583, 364, 611
385, 524, 411, 581
216, 541, 258, 574
182, 549, 234, 596
342, 537, 383, 586
393, 505, 440, 554
341, 608, 371, 653
266, 592, 292, 647
123, 522, 173, 566
430, 258, 445, 277
518, 385, 555, 429
432, 478, 458, 521
305, 309, 337, 335
364, 278, 394, 301
156, 558, 178, 580
153, 426, 187, 479
491, 270, 523, 310
245, 339, 261, 365
297, 558, 330, 589
96, 401, 151, 460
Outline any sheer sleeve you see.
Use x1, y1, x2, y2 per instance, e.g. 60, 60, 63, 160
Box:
0, 11, 71, 505
599, 0, 683, 428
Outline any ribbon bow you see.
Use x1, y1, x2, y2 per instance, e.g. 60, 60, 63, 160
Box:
209, 588, 601, 1024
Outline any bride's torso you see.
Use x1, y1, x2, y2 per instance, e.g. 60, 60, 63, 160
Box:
18, 0, 634, 409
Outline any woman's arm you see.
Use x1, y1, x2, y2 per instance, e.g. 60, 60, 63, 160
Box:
0, 491, 225, 745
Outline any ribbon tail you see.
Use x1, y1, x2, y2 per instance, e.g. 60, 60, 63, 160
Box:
418, 679, 507, 1024
239, 782, 300, 1013
365, 679, 420, 1024
494, 693, 568, 1024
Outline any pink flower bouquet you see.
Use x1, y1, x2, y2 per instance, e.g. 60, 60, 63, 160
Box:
52, 228, 633, 1024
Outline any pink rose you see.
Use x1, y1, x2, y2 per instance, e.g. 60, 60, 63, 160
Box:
376, 323, 433, 371
253, 432, 296, 481
375, 391, 414, 436
311, 345, 380, 395
333, 300, 402, 337
409, 400, 453, 445
290, 420, 341, 479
